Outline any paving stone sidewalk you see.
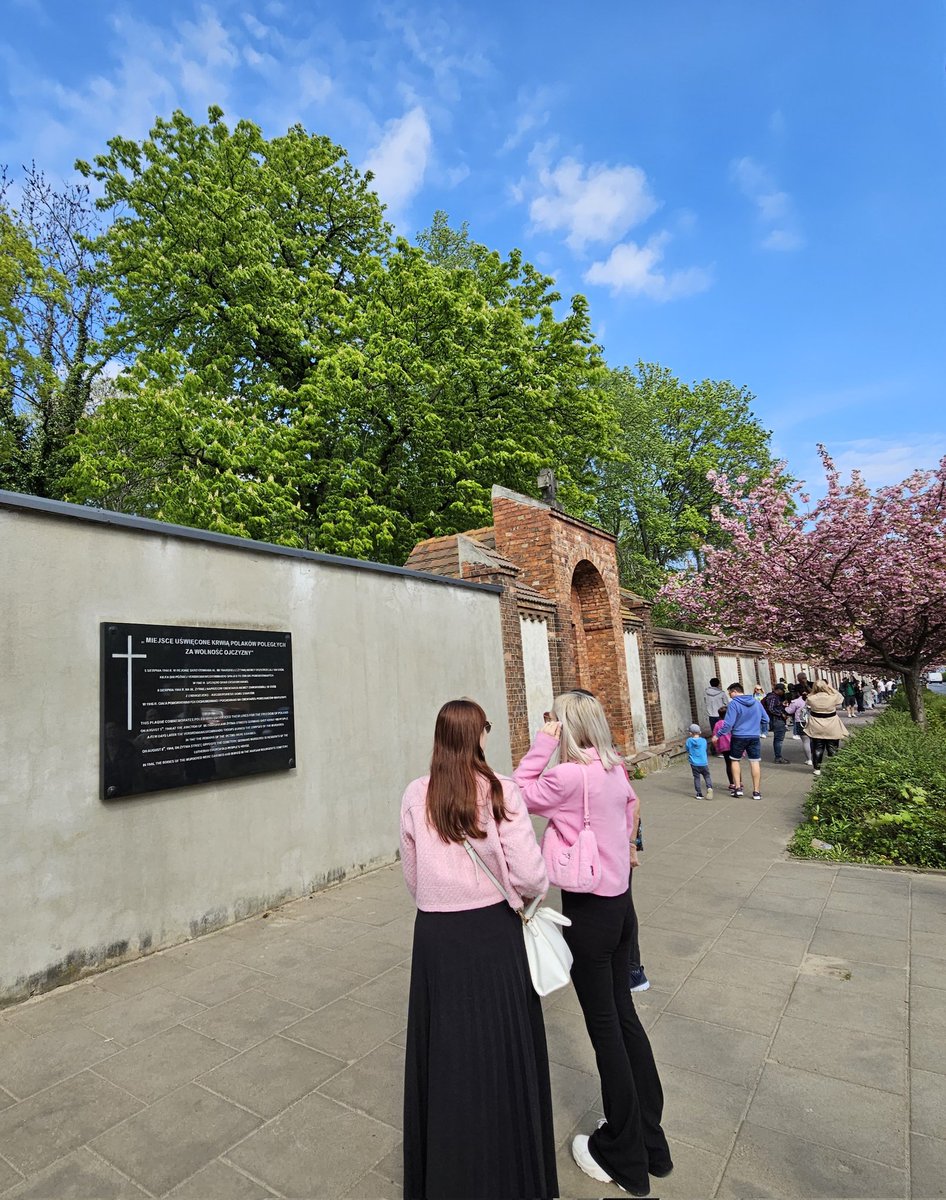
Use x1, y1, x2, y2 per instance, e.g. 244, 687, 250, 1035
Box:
1, 743, 944, 1199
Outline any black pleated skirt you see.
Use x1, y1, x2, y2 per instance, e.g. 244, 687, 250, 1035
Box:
403, 901, 559, 1200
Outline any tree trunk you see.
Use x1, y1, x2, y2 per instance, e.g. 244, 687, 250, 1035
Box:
901, 669, 927, 729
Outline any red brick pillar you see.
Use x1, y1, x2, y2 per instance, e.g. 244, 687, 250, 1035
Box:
637, 609, 665, 746
462, 562, 531, 765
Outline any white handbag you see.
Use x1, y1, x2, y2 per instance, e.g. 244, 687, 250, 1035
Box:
463, 840, 573, 996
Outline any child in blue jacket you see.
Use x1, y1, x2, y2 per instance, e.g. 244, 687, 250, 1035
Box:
685, 724, 713, 799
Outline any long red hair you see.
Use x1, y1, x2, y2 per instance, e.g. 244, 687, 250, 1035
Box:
426, 699, 507, 842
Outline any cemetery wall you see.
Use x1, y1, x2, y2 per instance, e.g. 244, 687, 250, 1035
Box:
0, 494, 509, 1003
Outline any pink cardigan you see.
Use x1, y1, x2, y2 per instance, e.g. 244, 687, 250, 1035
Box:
400, 775, 548, 912
513, 731, 639, 897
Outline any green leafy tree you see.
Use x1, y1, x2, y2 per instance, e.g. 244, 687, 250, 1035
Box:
67, 116, 614, 561
0, 167, 105, 496
590, 362, 779, 597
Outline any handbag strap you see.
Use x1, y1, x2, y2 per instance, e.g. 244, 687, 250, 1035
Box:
462, 839, 542, 921
580, 764, 590, 829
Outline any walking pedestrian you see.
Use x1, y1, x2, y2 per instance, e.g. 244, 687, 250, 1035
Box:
854, 678, 865, 713
841, 676, 857, 718
685, 723, 714, 799
762, 684, 791, 763
714, 682, 766, 800
712, 706, 735, 791
401, 700, 557, 1200
786, 689, 813, 765
703, 677, 727, 731
863, 679, 876, 709
805, 681, 849, 774
515, 691, 672, 1197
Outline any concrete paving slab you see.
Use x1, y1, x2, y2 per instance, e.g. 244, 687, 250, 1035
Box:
911, 1068, 946, 1140
657, 1064, 751, 1157
746, 1062, 906, 1167
282, 998, 405, 1063
665, 976, 789, 1037
182, 989, 309, 1051
833, 867, 912, 896
913, 1021, 946, 1076
90, 1083, 261, 1195
84, 987, 206, 1048
346, 966, 410, 1021
0, 1089, 15, 1113
199, 1034, 346, 1119
163, 962, 279, 1008
0, 1155, 22, 1193
818, 904, 910, 941
689, 949, 799, 998
166, 1157, 276, 1198
649, 1012, 769, 1089
768, 1013, 907, 1093
0, 1072, 142, 1177
912, 931, 946, 961
225, 1090, 400, 1199
912, 954, 946, 991
89, 1024, 235, 1104
718, 1120, 908, 1199
3, 1147, 148, 1199
711, 925, 810, 966
809, 925, 910, 968
93, 954, 196, 999
784, 974, 908, 1038
6, 984, 116, 1038
729, 905, 820, 940
318, 1042, 404, 1130
911, 907, 946, 935
322, 934, 415, 979
911, 1133, 946, 1199
0, 1024, 118, 1100
910, 984, 946, 1033
255, 960, 367, 1012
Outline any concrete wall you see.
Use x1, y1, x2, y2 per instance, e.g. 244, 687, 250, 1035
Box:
655, 652, 691, 741
690, 653, 717, 730
623, 630, 649, 751
718, 655, 740, 689
520, 615, 554, 741
0, 498, 510, 1003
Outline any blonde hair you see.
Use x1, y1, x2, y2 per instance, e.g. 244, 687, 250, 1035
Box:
552, 691, 623, 770
808, 680, 834, 697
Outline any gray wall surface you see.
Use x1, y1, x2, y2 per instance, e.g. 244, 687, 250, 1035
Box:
0, 500, 510, 1003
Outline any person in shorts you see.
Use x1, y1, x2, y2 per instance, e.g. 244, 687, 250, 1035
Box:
713, 682, 766, 800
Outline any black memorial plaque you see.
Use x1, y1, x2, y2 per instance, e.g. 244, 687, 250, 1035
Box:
101, 623, 295, 798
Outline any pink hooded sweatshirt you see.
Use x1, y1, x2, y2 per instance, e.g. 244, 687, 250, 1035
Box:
513, 731, 639, 897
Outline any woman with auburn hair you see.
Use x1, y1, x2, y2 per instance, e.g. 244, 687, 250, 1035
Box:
515, 690, 672, 1198
400, 699, 557, 1200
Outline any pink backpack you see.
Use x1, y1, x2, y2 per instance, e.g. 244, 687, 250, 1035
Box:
541, 765, 601, 892
714, 721, 731, 752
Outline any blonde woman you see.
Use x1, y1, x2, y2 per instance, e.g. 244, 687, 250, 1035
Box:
514, 691, 671, 1197
805, 680, 849, 774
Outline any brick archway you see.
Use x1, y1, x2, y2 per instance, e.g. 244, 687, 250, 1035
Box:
570, 559, 624, 737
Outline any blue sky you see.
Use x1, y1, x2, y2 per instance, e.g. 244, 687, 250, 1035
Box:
3, 0, 945, 492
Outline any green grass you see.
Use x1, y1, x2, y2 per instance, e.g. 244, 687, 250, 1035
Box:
789, 690, 946, 869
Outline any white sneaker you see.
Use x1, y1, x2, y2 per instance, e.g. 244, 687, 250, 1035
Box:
706, 787, 714, 799
805, 759, 813, 766
571, 1135, 612, 1184
792, 734, 801, 740
813, 769, 821, 776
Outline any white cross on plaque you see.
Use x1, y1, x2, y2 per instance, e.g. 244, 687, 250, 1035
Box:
112, 635, 147, 731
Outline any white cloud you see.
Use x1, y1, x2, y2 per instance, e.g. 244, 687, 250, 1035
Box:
528, 153, 659, 251
363, 105, 432, 218
731, 155, 805, 252
502, 85, 555, 152
584, 233, 713, 301
829, 438, 946, 487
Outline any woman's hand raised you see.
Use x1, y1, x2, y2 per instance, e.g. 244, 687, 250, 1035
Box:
541, 720, 562, 739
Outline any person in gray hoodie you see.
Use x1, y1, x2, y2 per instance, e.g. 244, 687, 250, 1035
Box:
703, 678, 728, 730
713, 682, 767, 800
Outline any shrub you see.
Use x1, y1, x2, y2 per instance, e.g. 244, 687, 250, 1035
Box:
790, 695, 946, 868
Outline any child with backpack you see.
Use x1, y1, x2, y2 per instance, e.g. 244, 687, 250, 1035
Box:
685, 724, 714, 799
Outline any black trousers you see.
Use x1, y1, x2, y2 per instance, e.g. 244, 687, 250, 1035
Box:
810, 737, 840, 768
561, 888, 671, 1194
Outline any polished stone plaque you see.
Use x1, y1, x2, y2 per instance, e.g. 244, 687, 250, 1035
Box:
101, 623, 295, 798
